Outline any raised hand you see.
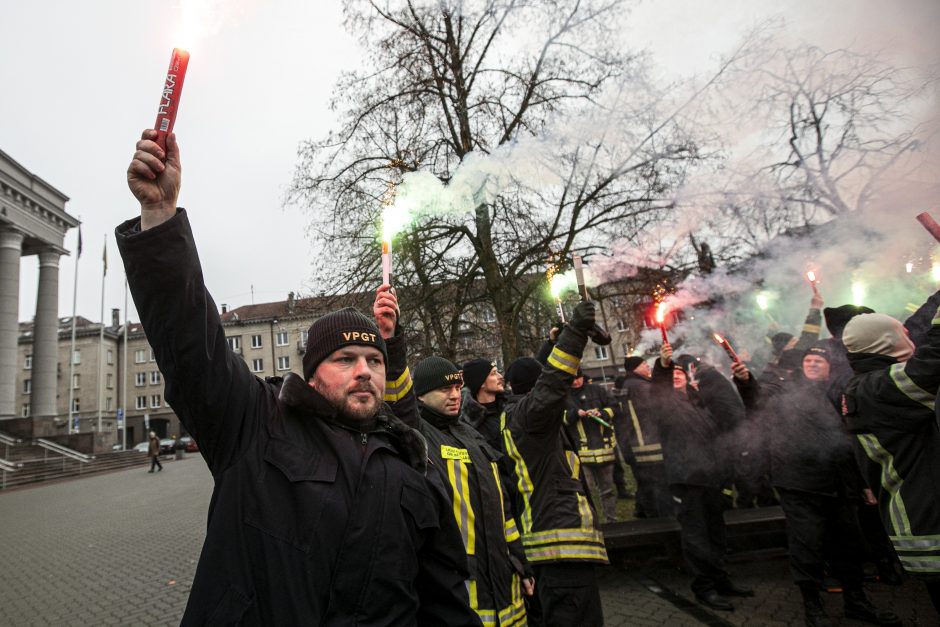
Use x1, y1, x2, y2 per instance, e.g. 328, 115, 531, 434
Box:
127, 129, 181, 230
373, 284, 400, 340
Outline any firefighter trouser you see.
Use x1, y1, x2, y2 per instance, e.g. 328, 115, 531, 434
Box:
777, 489, 866, 589
671, 484, 731, 596
533, 563, 604, 627
634, 463, 673, 518
582, 463, 617, 523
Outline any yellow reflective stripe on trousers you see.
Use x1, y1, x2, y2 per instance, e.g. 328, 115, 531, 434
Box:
888, 362, 935, 411
857, 434, 912, 537
447, 458, 476, 554
384, 367, 413, 402
547, 346, 580, 376
578, 448, 617, 463
503, 428, 535, 534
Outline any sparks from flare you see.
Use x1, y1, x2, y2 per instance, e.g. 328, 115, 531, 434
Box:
712, 333, 740, 363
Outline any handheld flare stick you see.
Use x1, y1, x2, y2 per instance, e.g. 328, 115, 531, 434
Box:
916, 212, 940, 244
655, 302, 669, 344
572, 255, 612, 345
380, 183, 396, 287
153, 48, 190, 152
806, 270, 820, 297
712, 333, 740, 363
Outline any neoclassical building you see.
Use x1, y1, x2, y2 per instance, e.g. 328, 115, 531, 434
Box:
0, 148, 78, 436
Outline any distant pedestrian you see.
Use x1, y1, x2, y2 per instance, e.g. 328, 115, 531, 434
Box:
147, 431, 162, 473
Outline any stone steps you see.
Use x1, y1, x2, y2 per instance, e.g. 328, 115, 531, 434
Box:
1, 450, 157, 490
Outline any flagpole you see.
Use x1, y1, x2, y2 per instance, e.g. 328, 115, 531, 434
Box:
67, 224, 82, 435
122, 277, 128, 451
97, 234, 107, 434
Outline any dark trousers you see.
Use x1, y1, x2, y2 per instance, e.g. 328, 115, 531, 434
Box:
150, 455, 163, 471
777, 488, 865, 590
533, 563, 604, 627
635, 463, 674, 518
671, 484, 731, 596
583, 463, 617, 523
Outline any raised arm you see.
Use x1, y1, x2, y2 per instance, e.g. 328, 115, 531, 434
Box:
374, 285, 418, 428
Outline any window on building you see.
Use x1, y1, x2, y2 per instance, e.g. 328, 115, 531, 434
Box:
23, 379, 31, 395
72, 350, 81, 365
150, 371, 161, 385
135, 349, 146, 364
71, 398, 80, 413
149, 349, 156, 362
251, 358, 264, 373
136, 396, 147, 410
277, 356, 290, 371
594, 346, 609, 360
107, 350, 114, 365
106, 373, 113, 389
151, 395, 161, 409
227, 336, 242, 351
300, 329, 308, 346
72, 374, 80, 389
481, 306, 497, 323
135, 372, 146, 387
276, 331, 289, 346
106, 398, 113, 411
616, 318, 627, 332
251, 334, 263, 349
21, 404, 30, 417
24, 354, 32, 370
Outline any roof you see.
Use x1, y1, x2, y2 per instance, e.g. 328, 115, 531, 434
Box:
220, 292, 372, 324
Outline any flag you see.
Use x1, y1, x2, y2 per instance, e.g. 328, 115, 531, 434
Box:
76, 225, 83, 257
102, 236, 108, 276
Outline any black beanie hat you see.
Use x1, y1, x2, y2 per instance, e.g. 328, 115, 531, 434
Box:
802, 341, 831, 364
771, 332, 794, 356
623, 356, 645, 372
824, 304, 875, 339
302, 307, 388, 380
414, 357, 463, 397
462, 358, 496, 398
777, 348, 803, 371
506, 357, 542, 395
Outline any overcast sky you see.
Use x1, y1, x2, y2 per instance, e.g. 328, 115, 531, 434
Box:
3, 0, 936, 324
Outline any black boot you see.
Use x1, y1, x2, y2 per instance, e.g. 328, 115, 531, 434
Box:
694, 590, 733, 612
799, 584, 833, 627
843, 589, 901, 626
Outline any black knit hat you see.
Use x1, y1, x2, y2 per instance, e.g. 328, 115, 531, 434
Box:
623, 356, 646, 372
302, 307, 388, 380
414, 357, 463, 397
777, 348, 803, 371
824, 305, 875, 339
802, 341, 831, 364
770, 332, 793, 356
506, 357, 542, 395
462, 358, 496, 398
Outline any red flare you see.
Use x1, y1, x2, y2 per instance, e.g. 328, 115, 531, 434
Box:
153, 48, 190, 152
916, 212, 940, 244
713, 333, 740, 363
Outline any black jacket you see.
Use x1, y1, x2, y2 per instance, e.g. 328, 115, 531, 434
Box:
116, 210, 479, 626
844, 303, 940, 576
503, 328, 609, 566
567, 382, 618, 464
417, 403, 530, 625
651, 360, 722, 487
614, 373, 663, 465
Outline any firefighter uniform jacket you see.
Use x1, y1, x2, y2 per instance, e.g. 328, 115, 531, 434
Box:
615, 374, 665, 466
844, 305, 940, 576
116, 210, 479, 627
567, 383, 618, 464
503, 328, 609, 566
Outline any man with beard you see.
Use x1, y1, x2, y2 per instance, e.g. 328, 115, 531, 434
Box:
502, 302, 609, 627
119, 129, 480, 626
403, 356, 534, 626
461, 359, 506, 452
732, 344, 899, 627
843, 307, 940, 616
655, 343, 752, 612
615, 356, 672, 518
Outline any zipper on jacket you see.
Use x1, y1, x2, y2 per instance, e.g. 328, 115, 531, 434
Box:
360, 432, 368, 445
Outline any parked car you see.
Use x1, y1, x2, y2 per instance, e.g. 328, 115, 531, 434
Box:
180, 436, 199, 453
159, 439, 176, 455
132, 442, 150, 453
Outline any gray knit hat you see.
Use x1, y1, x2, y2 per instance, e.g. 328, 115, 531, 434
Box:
843, 313, 915, 361
302, 307, 388, 380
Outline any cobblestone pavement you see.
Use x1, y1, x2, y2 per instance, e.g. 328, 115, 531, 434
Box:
1, 458, 936, 626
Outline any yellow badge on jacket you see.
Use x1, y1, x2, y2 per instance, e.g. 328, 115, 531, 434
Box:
440, 445, 471, 462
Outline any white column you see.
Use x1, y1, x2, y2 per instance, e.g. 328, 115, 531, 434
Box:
0, 228, 24, 419
32, 249, 60, 419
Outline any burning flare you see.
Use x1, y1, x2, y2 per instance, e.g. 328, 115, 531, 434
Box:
712, 333, 740, 363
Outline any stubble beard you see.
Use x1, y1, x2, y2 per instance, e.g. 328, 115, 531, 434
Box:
314, 379, 381, 424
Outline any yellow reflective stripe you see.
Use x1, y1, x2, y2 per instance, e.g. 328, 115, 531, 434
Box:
603, 407, 614, 418
628, 400, 645, 447
468, 578, 479, 613
547, 346, 580, 375
578, 450, 617, 463
384, 367, 413, 402
636, 453, 664, 463
523, 527, 606, 545
803, 323, 821, 334
503, 429, 534, 534
633, 443, 661, 453
857, 434, 912, 537
565, 450, 581, 481
576, 419, 587, 447
447, 458, 476, 554
888, 363, 935, 411
524, 543, 609, 563
577, 493, 594, 530
505, 519, 521, 543
497, 589, 527, 627
722, 488, 734, 497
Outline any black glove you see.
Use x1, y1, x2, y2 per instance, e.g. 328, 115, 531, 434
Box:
588, 323, 612, 346
570, 301, 596, 333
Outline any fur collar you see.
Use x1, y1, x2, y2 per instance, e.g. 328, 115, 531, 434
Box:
277, 373, 428, 474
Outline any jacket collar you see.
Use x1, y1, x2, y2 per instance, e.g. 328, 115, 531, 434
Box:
419, 401, 460, 429
847, 352, 898, 374
278, 373, 428, 474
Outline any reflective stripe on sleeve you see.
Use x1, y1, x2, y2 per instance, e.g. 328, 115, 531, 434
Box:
547, 346, 580, 376
384, 367, 413, 402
